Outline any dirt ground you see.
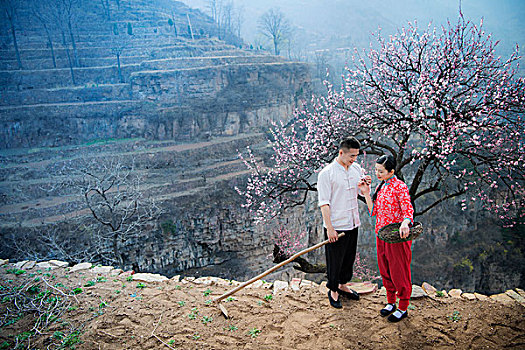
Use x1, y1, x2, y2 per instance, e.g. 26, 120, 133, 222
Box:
1, 263, 524, 350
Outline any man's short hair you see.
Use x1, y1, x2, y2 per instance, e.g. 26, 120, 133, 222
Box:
339, 137, 361, 151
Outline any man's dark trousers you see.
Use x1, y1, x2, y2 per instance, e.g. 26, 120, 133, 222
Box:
324, 227, 359, 292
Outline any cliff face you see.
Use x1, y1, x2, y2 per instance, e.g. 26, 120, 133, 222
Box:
0, 0, 311, 282
0, 0, 310, 148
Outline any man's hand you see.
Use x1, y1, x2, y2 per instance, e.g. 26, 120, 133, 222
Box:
364, 175, 372, 185
327, 226, 338, 243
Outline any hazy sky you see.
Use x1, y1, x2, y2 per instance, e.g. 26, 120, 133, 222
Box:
182, 0, 524, 56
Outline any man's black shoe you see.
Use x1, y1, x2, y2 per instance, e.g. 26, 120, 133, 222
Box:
387, 310, 408, 322
337, 288, 360, 301
328, 291, 342, 309
380, 303, 396, 317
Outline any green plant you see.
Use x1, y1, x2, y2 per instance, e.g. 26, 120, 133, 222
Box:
168, 339, 175, 345
54, 331, 65, 340
0, 341, 10, 349
264, 294, 273, 302
115, 290, 121, 294
192, 333, 200, 340
203, 288, 212, 297
59, 330, 83, 349
448, 310, 461, 322
96, 277, 107, 283
27, 285, 40, 294
55, 282, 65, 288
6, 269, 25, 275
178, 301, 185, 307
72, 288, 83, 295
225, 297, 236, 302
174, 285, 181, 290
67, 306, 77, 311
84, 280, 95, 287
248, 327, 261, 338
126, 276, 133, 282
226, 325, 238, 331
257, 301, 263, 306
201, 316, 212, 324
436, 291, 445, 297
407, 305, 416, 310
136, 282, 146, 289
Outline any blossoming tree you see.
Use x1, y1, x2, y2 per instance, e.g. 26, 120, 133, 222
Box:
239, 15, 524, 229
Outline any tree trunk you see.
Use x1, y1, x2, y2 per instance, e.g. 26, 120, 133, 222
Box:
116, 52, 123, 83
6, 9, 22, 69
61, 29, 76, 85
273, 38, 279, 56
43, 25, 57, 68
67, 19, 79, 67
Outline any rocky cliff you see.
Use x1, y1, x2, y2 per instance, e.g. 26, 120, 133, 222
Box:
0, 0, 310, 148
0, 0, 311, 283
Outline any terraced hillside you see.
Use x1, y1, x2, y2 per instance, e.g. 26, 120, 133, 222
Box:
0, 0, 310, 148
0, 0, 313, 280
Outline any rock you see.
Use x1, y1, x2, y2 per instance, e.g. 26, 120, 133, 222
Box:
505, 290, 525, 306
273, 280, 289, 294
35, 261, 59, 270
91, 266, 113, 274
120, 270, 134, 278
0, 259, 8, 267
462, 293, 476, 301
319, 281, 329, 295
290, 278, 301, 292
422, 282, 437, 295
449, 289, 463, 298
377, 286, 387, 296
194, 277, 219, 285
132, 273, 168, 283
110, 269, 124, 276
247, 280, 263, 289
411, 285, 427, 298
516, 288, 525, 298
49, 260, 69, 268
171, 275, 181, 282
299, 279, 313, 289
181, 276, 195, 284
22, 261, 36, 270
474, 292, 489, 301
350, 282, 377, 295
490, 293, 516, 305
14, 260, 28, 269
70, 262, 93, 273
261, 281, 273, 289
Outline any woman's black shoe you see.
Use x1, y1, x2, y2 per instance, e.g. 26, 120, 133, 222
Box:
387, 310, 408, 322
380, 303, 396, 317
328, 291, 342, 309
337, 288, 360, 301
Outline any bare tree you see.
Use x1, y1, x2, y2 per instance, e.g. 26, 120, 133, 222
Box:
1, 0, 22, 69
258, 8, 291, 56
75, 158, 162, 268
110, 22, 131, 83
100, 0, 111, 21
31, 2, 58, 68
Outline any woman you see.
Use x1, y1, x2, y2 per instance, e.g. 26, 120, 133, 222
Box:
358, 154, 414, 322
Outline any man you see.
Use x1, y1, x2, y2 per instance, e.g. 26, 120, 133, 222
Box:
317, 137, 371, 308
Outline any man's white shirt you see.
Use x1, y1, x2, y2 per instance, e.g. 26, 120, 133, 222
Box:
318, 160, 363, 230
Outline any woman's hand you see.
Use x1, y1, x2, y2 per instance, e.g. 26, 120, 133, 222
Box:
358, 179, 370, 195
399, 220, 410, 239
